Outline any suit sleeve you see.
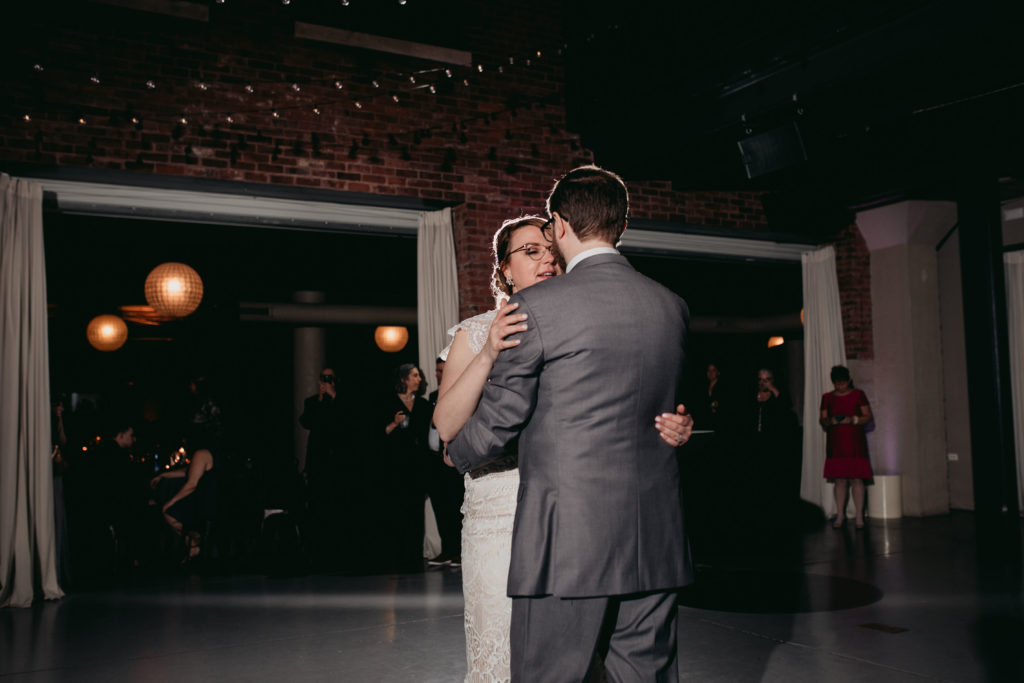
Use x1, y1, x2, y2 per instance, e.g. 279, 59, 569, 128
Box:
446, 294, 544, 474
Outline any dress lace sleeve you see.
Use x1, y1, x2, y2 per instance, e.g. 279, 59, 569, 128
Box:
439, 309, 498, 361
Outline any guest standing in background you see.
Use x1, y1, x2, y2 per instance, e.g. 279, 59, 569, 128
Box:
186, 376, 222, 450
379, 364, 431, 572
299, 367, 348, 569
426, 357, 464, 567
820, 365, 874, 529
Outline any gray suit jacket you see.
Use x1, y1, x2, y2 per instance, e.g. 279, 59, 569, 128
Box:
447, 253, 693, 598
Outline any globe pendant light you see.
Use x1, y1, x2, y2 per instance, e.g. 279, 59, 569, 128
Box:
145, 262, 203, 317
374, 326, 409, 352
86, 314, 128, 351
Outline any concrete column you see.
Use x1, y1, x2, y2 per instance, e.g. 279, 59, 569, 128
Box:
293, 291, 326, 474
857, 201, 956, 516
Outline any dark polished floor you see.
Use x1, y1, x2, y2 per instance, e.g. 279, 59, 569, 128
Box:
2, 512, 1023, 682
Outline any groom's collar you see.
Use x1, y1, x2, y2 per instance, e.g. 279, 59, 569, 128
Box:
565, 246, 619, 273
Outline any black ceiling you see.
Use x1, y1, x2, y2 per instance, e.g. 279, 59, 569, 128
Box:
563, 0, 1024, 237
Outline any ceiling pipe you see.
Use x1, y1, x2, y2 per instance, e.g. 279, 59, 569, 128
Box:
239, 302, 417, 325
689, 312, 802, 334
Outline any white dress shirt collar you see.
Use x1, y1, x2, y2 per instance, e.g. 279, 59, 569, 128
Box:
565, 246, 619, 273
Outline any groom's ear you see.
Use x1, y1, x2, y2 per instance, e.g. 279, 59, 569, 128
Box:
552, 212, 569, 239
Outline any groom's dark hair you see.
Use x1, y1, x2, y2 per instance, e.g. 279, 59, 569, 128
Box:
546, 165, 628, 244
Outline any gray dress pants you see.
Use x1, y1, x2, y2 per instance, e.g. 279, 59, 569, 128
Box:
510, 590, 679, 683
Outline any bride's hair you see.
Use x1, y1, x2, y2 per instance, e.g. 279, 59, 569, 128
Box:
491, 215, 549, 301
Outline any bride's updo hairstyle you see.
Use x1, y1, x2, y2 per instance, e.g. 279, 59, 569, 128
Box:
490, 215, 548, 300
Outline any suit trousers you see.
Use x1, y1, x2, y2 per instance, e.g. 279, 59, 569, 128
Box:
426, 455, 464, 556
510, 590, 679, 683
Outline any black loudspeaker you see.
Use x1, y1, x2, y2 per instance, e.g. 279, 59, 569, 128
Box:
737, 122, 807, 179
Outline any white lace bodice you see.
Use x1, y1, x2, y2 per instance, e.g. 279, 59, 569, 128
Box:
440, 309, 498, 361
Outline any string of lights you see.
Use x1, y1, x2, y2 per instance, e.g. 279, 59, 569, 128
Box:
17, 10, 571, 169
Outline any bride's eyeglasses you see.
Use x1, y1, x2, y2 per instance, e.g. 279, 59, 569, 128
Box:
507, 242, 555, 261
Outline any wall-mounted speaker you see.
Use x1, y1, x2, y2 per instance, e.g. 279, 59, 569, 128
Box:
737, 121, 807, 179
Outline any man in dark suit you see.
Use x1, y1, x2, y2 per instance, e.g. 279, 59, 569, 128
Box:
426, 356, 464, 567
299, 367, 346, 568
448, 165, 693, 682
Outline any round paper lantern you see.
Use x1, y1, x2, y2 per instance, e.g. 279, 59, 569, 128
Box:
86, 314, 128, 352
374, 326, 409, 353
767, 335, 785, 348
145, 262, 203, 317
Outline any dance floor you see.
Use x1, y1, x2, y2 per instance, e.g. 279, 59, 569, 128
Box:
2, 512, 1022, 682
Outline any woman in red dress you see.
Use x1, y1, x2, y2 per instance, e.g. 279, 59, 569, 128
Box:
819, 365, 873, 529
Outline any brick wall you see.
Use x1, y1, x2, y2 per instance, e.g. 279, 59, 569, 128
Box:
4, 1, 770, 320
832, 223, 873, 359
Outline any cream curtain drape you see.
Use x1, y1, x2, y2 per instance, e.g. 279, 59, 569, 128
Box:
800, 246, 848, 516
1004, 251, 1024, 515
416, 207, 459, 557
0, 174, 63, 607
416, 207, 460, 395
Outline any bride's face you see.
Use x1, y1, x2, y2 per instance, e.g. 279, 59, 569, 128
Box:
502, 225, 561, 293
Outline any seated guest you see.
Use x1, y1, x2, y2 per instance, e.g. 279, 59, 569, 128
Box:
151, 441, 217, 564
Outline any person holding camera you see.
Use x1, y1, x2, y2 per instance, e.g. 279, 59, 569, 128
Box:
299, 367, 347, 567
819, 365, 874, 529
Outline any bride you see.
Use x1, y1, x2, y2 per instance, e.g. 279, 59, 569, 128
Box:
434, 215, 692, 682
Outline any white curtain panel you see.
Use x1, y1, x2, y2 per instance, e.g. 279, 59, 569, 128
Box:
0, 174, 63, 607
800, 246, 848, 515
1005, 251, 1024, 515
416, 207, 460, 395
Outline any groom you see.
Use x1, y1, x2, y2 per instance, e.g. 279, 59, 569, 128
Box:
447, 165, 693, 682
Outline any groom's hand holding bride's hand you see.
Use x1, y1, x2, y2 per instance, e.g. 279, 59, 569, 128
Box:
486, 301, 529, 360
655, 404, 693, 447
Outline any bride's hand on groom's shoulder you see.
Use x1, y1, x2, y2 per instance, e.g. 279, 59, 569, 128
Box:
655, 404, 693, 448
486, 301, 529, 360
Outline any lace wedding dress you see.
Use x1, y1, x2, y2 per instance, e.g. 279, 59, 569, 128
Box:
442, 310, 518, 683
